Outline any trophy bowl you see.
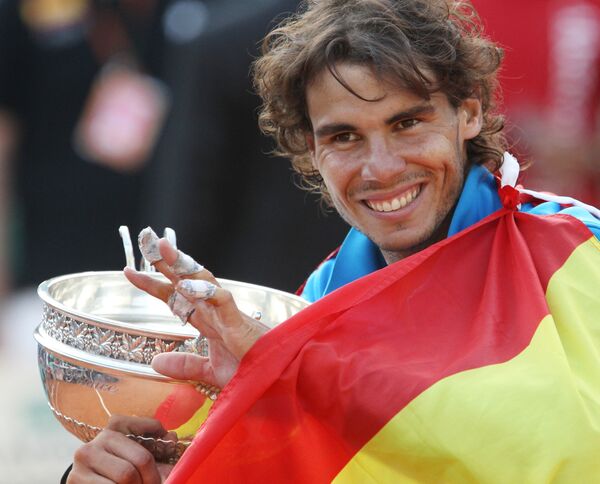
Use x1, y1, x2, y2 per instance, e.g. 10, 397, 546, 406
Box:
34, 271, 309, 462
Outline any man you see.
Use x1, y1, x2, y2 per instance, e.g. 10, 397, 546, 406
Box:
67, 0, 600, 482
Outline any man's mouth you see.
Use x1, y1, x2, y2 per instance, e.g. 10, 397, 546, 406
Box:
364, 185, 422, 213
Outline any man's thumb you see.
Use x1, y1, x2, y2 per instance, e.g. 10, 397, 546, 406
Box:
152, 352, 214, 384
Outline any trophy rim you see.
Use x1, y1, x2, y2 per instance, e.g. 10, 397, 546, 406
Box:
37, 270, 310, 339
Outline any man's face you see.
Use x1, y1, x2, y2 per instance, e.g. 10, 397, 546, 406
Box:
306, 63, 482, 263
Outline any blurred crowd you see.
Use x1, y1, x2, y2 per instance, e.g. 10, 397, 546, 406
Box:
1, 0, 599, 304
0, 0, 349, 304
474, 0, 600, 203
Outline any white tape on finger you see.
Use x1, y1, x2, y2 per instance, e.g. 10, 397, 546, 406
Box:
171, 250, 204, 276
168, 291, 196, 324
177, 279, 217, 299
138, 227, 162, 264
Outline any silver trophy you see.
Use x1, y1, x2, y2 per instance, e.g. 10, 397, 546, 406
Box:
34, 228, 309, 463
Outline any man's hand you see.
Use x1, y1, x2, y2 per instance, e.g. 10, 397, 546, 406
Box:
124, 235, 269, 390
67, 416, 174, 483
68, 235, 268, 482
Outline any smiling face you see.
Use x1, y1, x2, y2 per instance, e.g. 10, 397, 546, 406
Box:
306, 64, 483, 264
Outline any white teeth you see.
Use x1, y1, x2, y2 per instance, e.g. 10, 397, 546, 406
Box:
366, 186, 421, 213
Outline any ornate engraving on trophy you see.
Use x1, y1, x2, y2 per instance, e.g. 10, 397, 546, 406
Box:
38, 348, 119, 393
41, 304, 183, 365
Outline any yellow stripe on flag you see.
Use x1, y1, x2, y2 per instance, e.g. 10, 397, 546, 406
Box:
172, 399, 213, 440
334, 237, 600, 484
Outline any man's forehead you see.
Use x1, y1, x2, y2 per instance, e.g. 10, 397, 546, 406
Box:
306, 62, 437, 106
310, 64, 421, 98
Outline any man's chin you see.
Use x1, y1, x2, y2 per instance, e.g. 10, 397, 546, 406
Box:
376, 228, 441, 264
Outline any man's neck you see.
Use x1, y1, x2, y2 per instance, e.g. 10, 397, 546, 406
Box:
380, 209, 455, 265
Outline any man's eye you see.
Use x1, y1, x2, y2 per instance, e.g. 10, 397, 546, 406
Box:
334, 132, 360, 143
397, 119, 420, 130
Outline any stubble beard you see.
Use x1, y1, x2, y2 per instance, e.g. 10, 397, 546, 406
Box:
327, 133, 469, 265
380, 159, 468, 264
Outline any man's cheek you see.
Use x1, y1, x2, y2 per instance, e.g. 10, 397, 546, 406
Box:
407, 130, 456, 159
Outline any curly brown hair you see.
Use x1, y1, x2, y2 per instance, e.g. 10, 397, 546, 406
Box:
253, 0, 507, 203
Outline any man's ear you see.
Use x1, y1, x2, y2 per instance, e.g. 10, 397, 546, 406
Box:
460, 97, 483, 140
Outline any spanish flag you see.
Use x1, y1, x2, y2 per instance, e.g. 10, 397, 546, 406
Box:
168, 206, 600, 483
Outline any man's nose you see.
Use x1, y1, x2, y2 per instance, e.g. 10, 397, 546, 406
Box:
361, 138, 407, 182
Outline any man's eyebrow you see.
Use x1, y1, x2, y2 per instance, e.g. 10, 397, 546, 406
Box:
314, 103, 436, 138
385, 103, 435, 125
314, 123, 357, 138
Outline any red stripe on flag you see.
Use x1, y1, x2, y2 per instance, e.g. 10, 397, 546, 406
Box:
169, 211, 594, 483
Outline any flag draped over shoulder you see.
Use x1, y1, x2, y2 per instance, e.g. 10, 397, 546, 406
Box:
168, 208, 600, 483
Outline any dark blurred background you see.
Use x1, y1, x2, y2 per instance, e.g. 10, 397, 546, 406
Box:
0, 0, 349, 300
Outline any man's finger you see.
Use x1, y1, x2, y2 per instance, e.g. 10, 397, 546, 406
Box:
74, 430, 161, 484
158, 239, 203, 276
137, 233, 213, 285
177, 280, 244, 329
152, 352, 218, 387
138, 227, 162, 264
175, 281, 267, 358
106, 415, 167, 437
158, 239, 217, 282
177, 279, 217, 299
67, 466, 113, 484
103, 432, 162, 484
137, 227, 179, 283
124, 267, 172, 303
167, 291, 196, 324
88, 451, 144, 484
